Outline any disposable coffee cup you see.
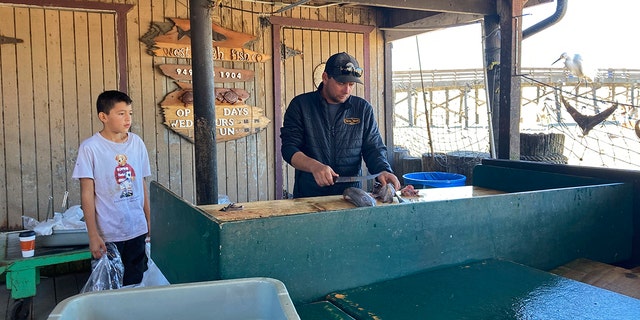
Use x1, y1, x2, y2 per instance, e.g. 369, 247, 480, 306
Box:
19, 230, 36, 258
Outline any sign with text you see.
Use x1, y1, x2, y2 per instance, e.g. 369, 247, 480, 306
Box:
160, 88, 270, 143
159, 64, 255, 83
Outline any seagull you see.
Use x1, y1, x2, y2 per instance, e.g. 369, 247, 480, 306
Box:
553, 52, 596, 87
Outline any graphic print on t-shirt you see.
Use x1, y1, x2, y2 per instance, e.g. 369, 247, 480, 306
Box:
114, 154, 136, 198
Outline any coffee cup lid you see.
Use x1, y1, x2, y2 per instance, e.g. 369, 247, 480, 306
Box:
19, 230, 36, 237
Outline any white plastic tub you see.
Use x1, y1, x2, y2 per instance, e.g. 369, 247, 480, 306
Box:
48, 277, 300, 320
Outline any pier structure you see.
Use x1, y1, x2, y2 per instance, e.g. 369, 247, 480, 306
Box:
392, 68, 640, 167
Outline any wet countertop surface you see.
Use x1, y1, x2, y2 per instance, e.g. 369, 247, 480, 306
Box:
199, 186, 504, 222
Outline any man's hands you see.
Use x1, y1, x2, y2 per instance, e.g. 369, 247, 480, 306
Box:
291, 152, 338, 187
376, 171, 401, 190
290, 151, 400, 190
309, 162, 339, 187
311, 166, 401, 190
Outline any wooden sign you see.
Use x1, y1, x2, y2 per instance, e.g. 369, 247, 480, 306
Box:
143, 18, 270, 62
160, 88, 270, 143
159, 64, 255, 83
173, 82, 250, 103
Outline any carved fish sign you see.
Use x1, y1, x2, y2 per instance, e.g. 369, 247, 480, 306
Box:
144, 18, 270, 62
160, 88, 270, 143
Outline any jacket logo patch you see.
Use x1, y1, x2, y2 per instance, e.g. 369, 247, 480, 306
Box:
344, 118, 360, 125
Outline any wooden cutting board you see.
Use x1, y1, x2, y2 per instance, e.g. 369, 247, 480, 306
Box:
199, 186, 503, 223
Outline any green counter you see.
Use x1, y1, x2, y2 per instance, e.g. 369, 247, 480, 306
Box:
151, 164, 633, 304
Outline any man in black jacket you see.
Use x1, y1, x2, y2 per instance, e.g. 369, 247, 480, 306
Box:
280, 52, 400, 198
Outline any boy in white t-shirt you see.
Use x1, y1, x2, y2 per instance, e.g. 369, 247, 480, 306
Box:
73, 90, 151, 285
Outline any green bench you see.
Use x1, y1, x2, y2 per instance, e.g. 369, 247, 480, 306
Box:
1, 231, 90, 299
299, 259, 640, 319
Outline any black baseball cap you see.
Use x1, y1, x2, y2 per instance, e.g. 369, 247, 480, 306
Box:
324, 52, 364, 84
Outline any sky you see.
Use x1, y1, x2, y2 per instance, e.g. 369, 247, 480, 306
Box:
391, 0, 640, 70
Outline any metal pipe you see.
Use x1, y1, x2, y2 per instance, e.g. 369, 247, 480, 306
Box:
523, 0, 568, 40
190, 0, 218, 205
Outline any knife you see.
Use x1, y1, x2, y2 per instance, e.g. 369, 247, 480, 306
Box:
334, 173, 380, 183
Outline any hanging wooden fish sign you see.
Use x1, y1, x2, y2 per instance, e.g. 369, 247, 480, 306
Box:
160, 87, 270, 143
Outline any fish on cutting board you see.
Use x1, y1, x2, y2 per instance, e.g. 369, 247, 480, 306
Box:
372, 182, 396, 203
400, 185, 419, 197
343, 187, 376, 207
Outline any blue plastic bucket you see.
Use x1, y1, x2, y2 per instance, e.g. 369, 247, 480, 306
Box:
402, 172, 466, 188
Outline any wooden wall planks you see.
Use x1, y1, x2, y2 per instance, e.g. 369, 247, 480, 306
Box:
0, 0, 383, 229
0, 4, 125, 228
5, 7, 24, 225
15, 7, 37, 228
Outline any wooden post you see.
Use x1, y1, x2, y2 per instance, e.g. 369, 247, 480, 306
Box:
384, 40, 395, 167
496, 0, 524, 160
190, 0, 218, 205
483, 14, 499, 158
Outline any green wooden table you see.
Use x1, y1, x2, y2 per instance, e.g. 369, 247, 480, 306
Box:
1, 231, 90, 299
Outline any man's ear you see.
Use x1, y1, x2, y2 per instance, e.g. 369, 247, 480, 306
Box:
322, 71, 329, 82
98, 111, 108, 122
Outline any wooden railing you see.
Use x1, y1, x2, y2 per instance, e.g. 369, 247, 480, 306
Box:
393, 68, 640, 91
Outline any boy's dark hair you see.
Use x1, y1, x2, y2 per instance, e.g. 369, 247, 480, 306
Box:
96, 90, 133, 114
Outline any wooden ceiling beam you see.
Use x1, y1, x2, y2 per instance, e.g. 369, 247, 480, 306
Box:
383, 11, 483, 42
335, 0, 496, 15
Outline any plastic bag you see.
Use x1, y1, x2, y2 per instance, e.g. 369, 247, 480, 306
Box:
56, 205, 87, 229
81, 243, 124, 293
22, 215, 59, 236
22, 205, 87, 236
139, 242, 170, 287
21, 215, 40, 231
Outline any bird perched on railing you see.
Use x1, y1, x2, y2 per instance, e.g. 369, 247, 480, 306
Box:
553, 52, 597, 87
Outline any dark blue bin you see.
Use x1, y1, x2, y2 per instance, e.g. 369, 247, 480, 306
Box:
402, 172, 466, 188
